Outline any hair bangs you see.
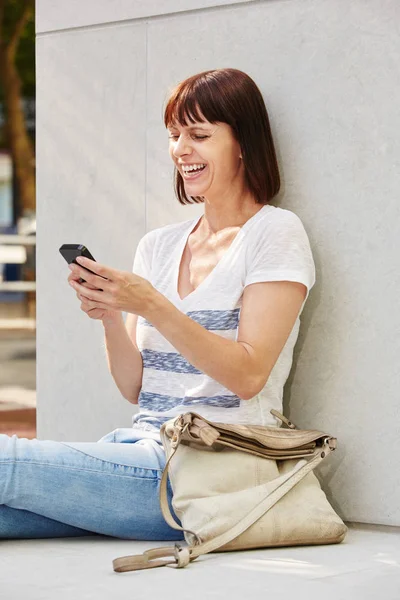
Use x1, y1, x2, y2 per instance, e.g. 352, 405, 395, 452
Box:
164, 78, 219, 129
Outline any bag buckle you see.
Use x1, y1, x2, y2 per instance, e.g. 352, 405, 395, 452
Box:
321, 437, 337, 458
165, 543, 191, 569
171, 417, 189, 449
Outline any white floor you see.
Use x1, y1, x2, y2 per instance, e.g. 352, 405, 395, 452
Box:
1, 523, 399, 600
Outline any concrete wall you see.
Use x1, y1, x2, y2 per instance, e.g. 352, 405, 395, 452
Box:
36, 0, 400, 527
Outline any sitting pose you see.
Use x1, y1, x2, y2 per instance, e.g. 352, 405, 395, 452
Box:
0, 68, 315, 540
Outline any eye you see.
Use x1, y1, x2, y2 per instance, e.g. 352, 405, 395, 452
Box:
168, 135, 209, 140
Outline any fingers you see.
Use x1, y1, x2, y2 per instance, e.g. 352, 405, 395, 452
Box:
68, 272, 85, 285
69, 263, 109, 289
78, 292, 94, 313
81, 281, 99, 290
75, 256, 112, 280
68, 272, 77, 284
71, 281, 102, 318
77, 289, 92, 302
69, 273, 108, 311
68, 272, 99, 290
77, 290, 107, 313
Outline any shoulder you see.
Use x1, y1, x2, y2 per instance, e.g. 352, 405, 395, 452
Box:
244, 205, 316, 292
249, 206, 311, 250
257, 205, 307, 231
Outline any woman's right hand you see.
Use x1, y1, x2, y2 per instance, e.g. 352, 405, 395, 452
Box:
68, 270, 122, 323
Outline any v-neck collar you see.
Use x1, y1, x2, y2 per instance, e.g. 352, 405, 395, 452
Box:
172, 204, 273, 304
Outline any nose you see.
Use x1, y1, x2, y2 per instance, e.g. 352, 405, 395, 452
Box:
172, 134, 192, 159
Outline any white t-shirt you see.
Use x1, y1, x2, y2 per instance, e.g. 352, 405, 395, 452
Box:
130, 204, 316, 433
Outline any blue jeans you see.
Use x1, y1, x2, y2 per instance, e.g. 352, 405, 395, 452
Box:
0, 426, 185, 540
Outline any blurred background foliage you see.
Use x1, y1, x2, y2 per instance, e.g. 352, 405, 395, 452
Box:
0, 0, 35, 225
0, 0, 35, 146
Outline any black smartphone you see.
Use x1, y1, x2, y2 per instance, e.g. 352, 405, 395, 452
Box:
59, 244, 107, 287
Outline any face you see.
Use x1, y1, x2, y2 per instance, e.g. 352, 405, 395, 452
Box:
167, 111, 243, 198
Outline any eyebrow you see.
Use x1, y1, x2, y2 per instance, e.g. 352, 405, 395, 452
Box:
168, 124, 209, 131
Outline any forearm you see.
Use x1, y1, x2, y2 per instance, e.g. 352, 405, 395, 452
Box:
143, 291, 257, 400
102, 314, 143, 404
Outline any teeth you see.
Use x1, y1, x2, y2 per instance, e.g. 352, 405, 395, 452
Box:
182, 163, 206, 172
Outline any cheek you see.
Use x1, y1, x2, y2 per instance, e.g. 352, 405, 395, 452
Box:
216, 142, 237, 167
215, 153, 237, 174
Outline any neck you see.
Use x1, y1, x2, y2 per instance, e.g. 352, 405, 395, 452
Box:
200, 198, 263, 235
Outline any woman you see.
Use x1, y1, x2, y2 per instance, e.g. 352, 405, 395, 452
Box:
0, 68, 315, 540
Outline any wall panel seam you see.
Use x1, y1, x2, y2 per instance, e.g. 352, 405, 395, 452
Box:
36, 0, 265, 36
145, 20, 148, 234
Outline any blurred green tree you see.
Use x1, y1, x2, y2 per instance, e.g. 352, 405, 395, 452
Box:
0, 0, 35, 214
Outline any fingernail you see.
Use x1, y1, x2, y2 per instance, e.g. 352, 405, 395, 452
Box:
68, 265, 74, 270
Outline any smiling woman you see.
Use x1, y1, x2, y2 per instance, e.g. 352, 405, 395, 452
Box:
0, 68, 317, 546
129, 68, 315, 433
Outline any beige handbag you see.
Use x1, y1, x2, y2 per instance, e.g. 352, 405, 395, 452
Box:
113, 410, 347, 572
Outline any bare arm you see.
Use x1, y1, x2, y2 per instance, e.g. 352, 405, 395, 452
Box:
144, 282, 307, 400
102, 313, 143, 404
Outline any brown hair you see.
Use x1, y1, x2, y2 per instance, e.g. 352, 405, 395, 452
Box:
163, 68, 281, 206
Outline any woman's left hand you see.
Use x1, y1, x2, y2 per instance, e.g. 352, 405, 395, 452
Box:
68, 256, 157, 318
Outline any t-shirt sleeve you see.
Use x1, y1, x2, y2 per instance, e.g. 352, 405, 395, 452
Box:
244, 210, 316, 302
132, 231, 155, 281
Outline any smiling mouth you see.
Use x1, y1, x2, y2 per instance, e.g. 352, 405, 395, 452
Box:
181, 165, 208, 179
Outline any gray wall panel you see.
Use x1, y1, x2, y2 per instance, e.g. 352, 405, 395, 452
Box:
36, 0, 400, 525
36, 24, 146, 440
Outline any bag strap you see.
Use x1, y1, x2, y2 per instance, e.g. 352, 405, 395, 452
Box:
112, 434, 334, 572
270, 409, 297, 429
